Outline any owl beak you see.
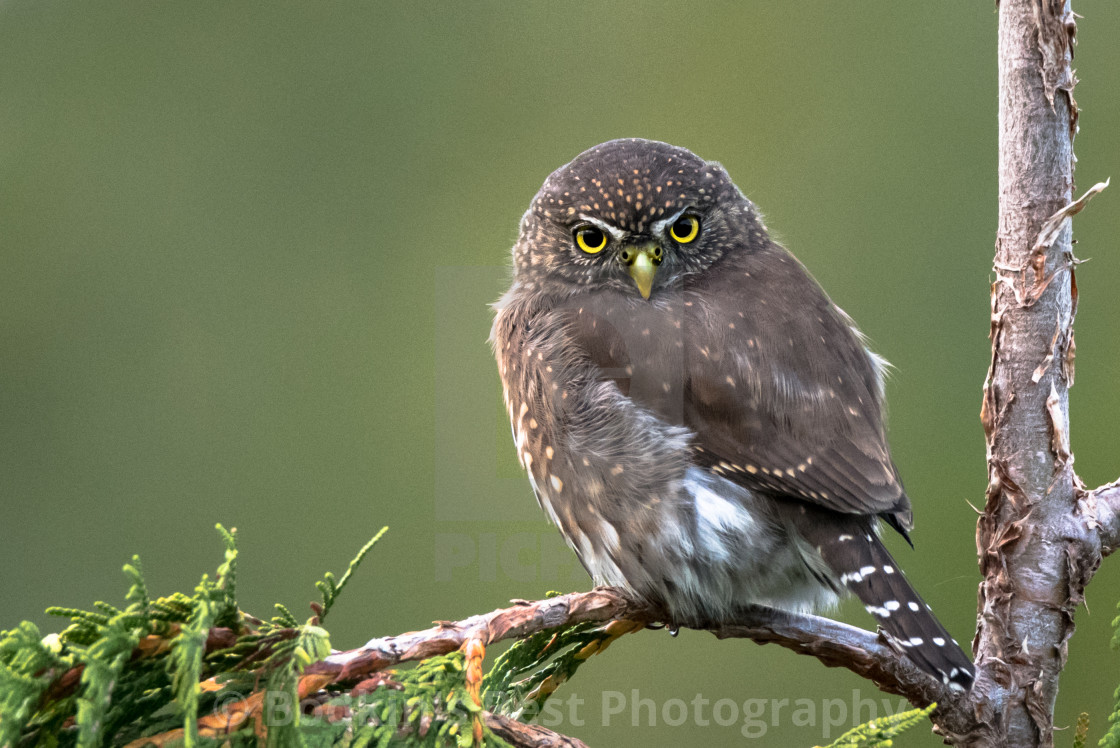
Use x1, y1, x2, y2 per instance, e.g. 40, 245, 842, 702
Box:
621, 244, 661, 300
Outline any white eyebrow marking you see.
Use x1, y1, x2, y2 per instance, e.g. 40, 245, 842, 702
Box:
577, 214, 627, 242
650, 206, 692, 237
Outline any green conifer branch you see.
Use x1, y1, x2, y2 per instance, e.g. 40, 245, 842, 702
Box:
1074, 712, 1089, 748
71, 616, 142, 747
817, 703, 937, 748
3, 525, 1033, 747
1100, 599, 1120, 748
124, 556, 150, 614
483, 617, 641, 720
314, 525, 387, 625
169, 576, 220, 747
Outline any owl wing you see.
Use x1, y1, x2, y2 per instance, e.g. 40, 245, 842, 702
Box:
681, 261, 912, 528
556, 261, 912, 528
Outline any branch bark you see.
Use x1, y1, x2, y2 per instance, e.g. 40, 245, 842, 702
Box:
969, 1, 1110, 746
305, 589, 979, 740
1078, 479, 1120, 557
483, 712, 591, 748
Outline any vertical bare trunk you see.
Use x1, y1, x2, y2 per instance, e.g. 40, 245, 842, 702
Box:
973, 1, 1079, 745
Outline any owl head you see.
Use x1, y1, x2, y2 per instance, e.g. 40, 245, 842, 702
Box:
511, 139, 764, 300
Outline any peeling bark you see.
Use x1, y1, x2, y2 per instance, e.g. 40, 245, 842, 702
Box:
1076, 479, 1120, 557
970, 1, 1089, 746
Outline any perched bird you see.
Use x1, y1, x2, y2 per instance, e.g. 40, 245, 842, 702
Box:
490, 139, 973, 690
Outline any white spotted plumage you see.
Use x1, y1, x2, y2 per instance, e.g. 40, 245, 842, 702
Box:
493, 138, 974, 690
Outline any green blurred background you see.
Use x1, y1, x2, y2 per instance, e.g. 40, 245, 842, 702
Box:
2, 2, 1118, 745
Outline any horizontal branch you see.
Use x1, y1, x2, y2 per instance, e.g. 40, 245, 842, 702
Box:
308, 688, 591, 748
307, 587, 978, 738
309, 588, 639, 681
484, 712, 590, 748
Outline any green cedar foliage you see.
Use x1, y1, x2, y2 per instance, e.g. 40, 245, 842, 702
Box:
0, 525, 489, 748
818, 703, 936, 748
1075, 712, 1090, 748
1, 525, 964, 747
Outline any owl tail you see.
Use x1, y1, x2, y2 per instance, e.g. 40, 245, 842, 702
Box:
815, 524, 975, 691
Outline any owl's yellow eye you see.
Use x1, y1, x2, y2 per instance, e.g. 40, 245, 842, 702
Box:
669, 215, 700, 244
574, 226, 608, 254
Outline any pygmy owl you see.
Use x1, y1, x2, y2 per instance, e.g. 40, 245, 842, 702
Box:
491, 139, 972, 690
